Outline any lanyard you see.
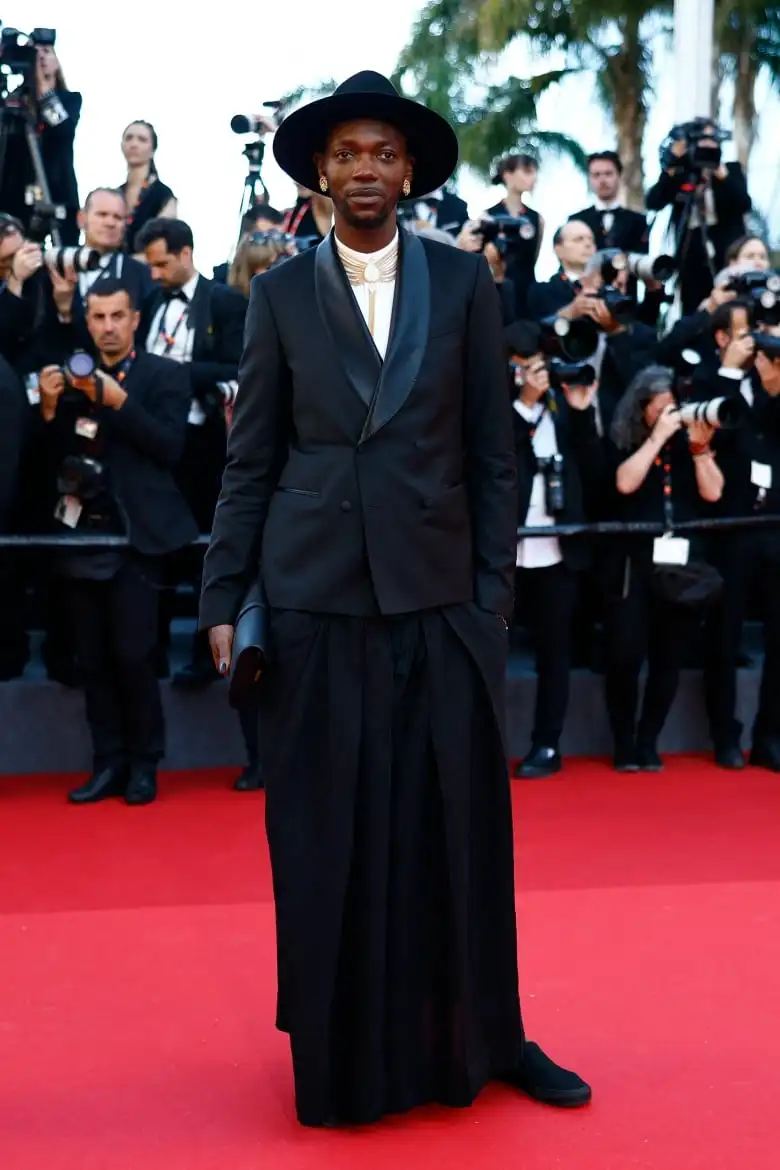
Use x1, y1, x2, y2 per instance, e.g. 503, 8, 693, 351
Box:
655, 447, 675, 531
155, 300, 189, 356
283, 199, 310, 237
103, 349, 136, 384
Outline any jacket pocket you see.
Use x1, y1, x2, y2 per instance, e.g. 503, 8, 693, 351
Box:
276, 487, 321, 498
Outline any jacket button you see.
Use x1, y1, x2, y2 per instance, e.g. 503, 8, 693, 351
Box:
340, 500, 352, 512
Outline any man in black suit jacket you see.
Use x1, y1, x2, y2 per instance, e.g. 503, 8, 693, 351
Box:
36, 280, 196, 806
137, 215, 247, 683
570, 151, 649, 255
200, 71, 590, 1129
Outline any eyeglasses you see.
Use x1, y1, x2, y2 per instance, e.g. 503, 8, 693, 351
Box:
249, 230, 287, 246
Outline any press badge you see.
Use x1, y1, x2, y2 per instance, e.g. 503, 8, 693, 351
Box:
75, 417, 99, 440
54, 495, 82, 529
653, 534, 690, 565
751, 462, 772, 490
25, 373, 40, 405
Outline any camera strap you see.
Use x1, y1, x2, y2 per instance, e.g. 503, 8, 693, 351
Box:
104, 349, 136, 385
283, 201, 311, 238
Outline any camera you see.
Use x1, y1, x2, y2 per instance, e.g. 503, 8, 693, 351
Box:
727, 269, 780, 327
660, 119, 729, 178
537, 454, 565, 514
601, 248, 677, 285
548, 358, 596, 389
56, 454, 105, 503
63, 350, 97, 381
0, 26, 57, 103
752, 332, 780, 361
540, 315, 600, 363
230, 102, 283, 136
43, 246, 101, 277
677, 398, 743, 430
478, 213, 537, 255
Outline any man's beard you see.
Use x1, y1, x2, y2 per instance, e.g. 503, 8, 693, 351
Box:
333, 195, 394, 231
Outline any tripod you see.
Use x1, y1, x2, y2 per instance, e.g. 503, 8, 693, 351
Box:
0, 96, 62, 246
237, 139, 270, 231
670, 178, 716, 315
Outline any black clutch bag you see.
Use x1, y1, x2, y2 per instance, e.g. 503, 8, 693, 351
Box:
228, 581, 270, 708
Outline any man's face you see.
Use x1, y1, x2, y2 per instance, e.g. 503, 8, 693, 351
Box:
511, 351, 549, 399
143, 240, 192, 289
318, 119, 412, 231
0, 228, 23, 280
81, 192, 127, 252
86, 290, 139, 356
589, 161, 620, 202
504, 163, 537, 195
715, 307, 751, 353
555, 222, 596, 270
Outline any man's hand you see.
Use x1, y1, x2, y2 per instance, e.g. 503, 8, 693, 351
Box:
48, 264, 77, 320
721, 333, 756, 371
456, 220, 484, 254
8, 242, 43, 294
586, 298, 622, 332
704, 286, 736, 314
756, 352, 780, 397
558, 292, 600, 322
68, 371, 128, 411
38, 364, 65, 421
562, 381, 598, 411
208, 625, 235, 676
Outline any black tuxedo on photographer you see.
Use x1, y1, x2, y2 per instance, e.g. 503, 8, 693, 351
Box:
512, 390, 604, 762
646, 162, 751, 314
694, 363, 780, 763
43, 351, 196, 787
569, 204, 649, 255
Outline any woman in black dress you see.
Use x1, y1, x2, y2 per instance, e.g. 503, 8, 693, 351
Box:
119, 120, 177, 256
604, 367, 724, 771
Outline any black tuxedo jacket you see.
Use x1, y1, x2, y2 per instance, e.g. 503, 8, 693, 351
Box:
569, 205, 649, 254
141, 277, 247, 413
0, 355, 27, 530
646, 162, 751, 267
41, 351, 198, 556
526, 273, 577, 321
513, 395, 605, 571
200, 233, 517, 627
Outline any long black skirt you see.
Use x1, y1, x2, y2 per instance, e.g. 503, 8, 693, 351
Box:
259, 604, 525, 1126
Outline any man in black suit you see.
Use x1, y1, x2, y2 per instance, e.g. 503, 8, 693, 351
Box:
200, 71, 590, 1129
527, 220, 596, 320
646, 119, 751, 314
137, 216, 247, 684
36, 280, 197, 805
506, 322, 604, 778
570, 151, 649, 255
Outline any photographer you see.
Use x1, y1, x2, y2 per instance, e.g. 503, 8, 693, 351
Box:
646, 119, 751, 315
0, 213, 47, 367
570, 151, 649, 254
698, 299, 780, 770
36, 280, 196, 805
0, 35, 81, 245
605, 367, 724, 771
526, 220, 595, 319
470, 152, 544, 318
507, 321, 604, 777
213, 204, 285, 284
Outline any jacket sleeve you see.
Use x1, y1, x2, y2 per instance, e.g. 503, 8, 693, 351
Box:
645, 171, 681, 212
464, 258, 518, 620
199, 278, 292, 630
714, 163, 752, 217
102, 359, 190, 468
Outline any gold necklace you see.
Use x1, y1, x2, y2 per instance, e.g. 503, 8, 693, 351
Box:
336, 239, 398, 338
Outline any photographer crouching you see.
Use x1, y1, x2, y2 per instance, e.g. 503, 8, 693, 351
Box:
36, 280, 197, 805
507, 321, 605, 777
697, 295, 780, 770
605, 368, 725, 771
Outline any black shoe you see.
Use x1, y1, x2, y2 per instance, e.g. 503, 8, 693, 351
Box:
171, 660, 220, 689
749, 739, 780, 772
503, 1041, 592, 1108
513, 746, 561, 779
635, 742, 663, 772
68, 765, 127, 804
234, 764, 264, 791
714, 744, 745, 770
124, 764, 158, 805
613, 740, 638, 773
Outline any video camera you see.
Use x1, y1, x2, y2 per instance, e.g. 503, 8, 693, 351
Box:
726, 269, 780, 327
0, 26, 63, 122
478, 213, 537, 255
659, 118, 730, 180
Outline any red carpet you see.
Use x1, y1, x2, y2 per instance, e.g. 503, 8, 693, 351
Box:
2, 757, 780, 1169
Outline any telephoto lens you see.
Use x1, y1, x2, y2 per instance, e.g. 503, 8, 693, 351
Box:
63, 350, 96, 381
43, 246, 102, 276
677, 397, 743, 430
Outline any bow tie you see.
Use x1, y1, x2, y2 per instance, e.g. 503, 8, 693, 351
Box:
163, 288, 189, 304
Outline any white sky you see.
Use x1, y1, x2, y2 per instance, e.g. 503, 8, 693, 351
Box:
5, 1, 779, 278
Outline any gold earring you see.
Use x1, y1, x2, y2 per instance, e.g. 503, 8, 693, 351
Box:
402, 178, 411, 198
319, 177, 328, 194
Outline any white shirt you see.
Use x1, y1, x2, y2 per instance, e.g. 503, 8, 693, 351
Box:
593, 199, 621, 213
718, 365, 753, 407
334, 232, 398, 360
513, 399, 563, 569
146, 273, 202, 423
78, 251, 124, 298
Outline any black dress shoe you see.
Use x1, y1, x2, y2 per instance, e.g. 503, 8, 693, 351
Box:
749, 739, 780, 772
124, 765, 157, 805
613, 740, 638, 773
234, 764, 264, 791
714, 744, 745, 770
635, 742, 663, 772
171, 660, 220, 689
502, 1041, 592, 1108
68, 765, 127, 804
513, 746, 562, 779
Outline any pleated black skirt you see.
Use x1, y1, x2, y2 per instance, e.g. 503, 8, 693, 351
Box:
259, 604, 525, 1126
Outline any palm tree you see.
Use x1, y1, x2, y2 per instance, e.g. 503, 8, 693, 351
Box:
715, 1, 780, 170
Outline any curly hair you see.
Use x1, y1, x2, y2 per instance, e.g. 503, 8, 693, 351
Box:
610, 365, 675, 452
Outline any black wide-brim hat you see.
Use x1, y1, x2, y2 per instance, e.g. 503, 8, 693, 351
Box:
273, 71, 459, 200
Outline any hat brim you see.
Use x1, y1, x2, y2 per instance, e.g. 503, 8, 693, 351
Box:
273, 91, 459, 201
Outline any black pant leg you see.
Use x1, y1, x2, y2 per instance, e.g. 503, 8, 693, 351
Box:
518, 563, 578, 748
637, 596, 692, 744
65, 577, 126, 771
603, 559, 649, 746
108, 559, 165, 766
237, 691, 261, 767
0, 552, 29, 679
704, 536, 752, 747
754, 548, 780, 743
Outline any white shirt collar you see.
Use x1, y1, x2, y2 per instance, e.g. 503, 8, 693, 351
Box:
334, 230, 399, 266
594, 198, 621, 212
181, 272, 200, 301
